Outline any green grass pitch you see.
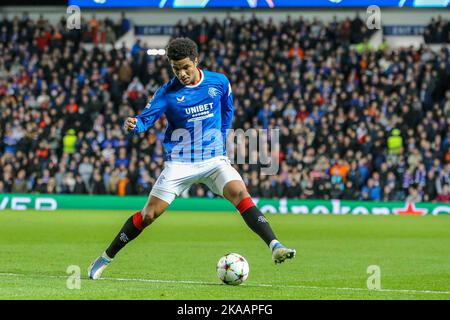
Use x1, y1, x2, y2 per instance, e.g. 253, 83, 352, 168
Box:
0, 209, 449, 300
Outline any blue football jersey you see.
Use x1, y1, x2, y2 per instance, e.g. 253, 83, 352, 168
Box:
132, 69, 233, 162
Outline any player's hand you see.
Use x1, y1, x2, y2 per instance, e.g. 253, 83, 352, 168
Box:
124, 117, 137, 132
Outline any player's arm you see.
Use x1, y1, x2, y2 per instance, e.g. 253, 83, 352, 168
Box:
124, 87, 168, 134
220, 76, 234, 137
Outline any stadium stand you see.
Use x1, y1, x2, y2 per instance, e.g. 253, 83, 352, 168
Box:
424, 15, 449, 44
0, 14, 449, 202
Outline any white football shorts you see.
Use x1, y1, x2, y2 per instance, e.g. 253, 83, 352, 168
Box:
150, 156, 243, 204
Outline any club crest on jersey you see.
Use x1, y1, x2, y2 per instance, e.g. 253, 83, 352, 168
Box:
176, 96, 185, 103
208, 87, 219, 98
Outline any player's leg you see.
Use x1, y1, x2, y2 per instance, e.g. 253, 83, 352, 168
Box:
204, 158, 295, 264
104, 195, 170, 259
223, 180, 277, 244
88, 195, 170, 279
222, 180, 295, 263
88, 161, 197, 279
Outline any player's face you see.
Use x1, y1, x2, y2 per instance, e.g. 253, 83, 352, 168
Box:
170, 57, 199, 85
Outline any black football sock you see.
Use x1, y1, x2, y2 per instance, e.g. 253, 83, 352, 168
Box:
105, 212, 143, 259
239, 204, 277, 247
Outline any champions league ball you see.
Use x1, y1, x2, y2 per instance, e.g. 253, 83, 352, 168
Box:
216, 253, 249, 285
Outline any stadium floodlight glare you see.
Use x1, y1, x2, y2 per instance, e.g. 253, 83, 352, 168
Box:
147, 49, 166, 56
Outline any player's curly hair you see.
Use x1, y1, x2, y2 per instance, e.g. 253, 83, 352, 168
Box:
166, 37, 198, 62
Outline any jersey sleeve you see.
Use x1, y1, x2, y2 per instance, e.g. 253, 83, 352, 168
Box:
220, 75, 234, 136
132, 86, 169, 134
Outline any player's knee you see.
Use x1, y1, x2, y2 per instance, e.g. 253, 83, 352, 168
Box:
141, 206, 161, 227
227, 187, 250, 203
142, 210, 156, 227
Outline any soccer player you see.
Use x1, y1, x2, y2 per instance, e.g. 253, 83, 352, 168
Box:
88, 38, 295, 280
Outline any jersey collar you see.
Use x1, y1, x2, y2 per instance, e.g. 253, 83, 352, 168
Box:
184, 68, 204, 88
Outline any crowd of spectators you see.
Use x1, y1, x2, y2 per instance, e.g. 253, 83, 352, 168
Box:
0, 13, 449, 202
424, 16, 449, 44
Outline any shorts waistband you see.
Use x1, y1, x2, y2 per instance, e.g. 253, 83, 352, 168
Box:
166, 156, 228, 165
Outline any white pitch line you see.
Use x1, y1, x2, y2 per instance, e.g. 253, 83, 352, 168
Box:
1, 272, 450, 296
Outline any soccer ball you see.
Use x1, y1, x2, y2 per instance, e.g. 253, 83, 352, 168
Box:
216, 253, 249, 285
